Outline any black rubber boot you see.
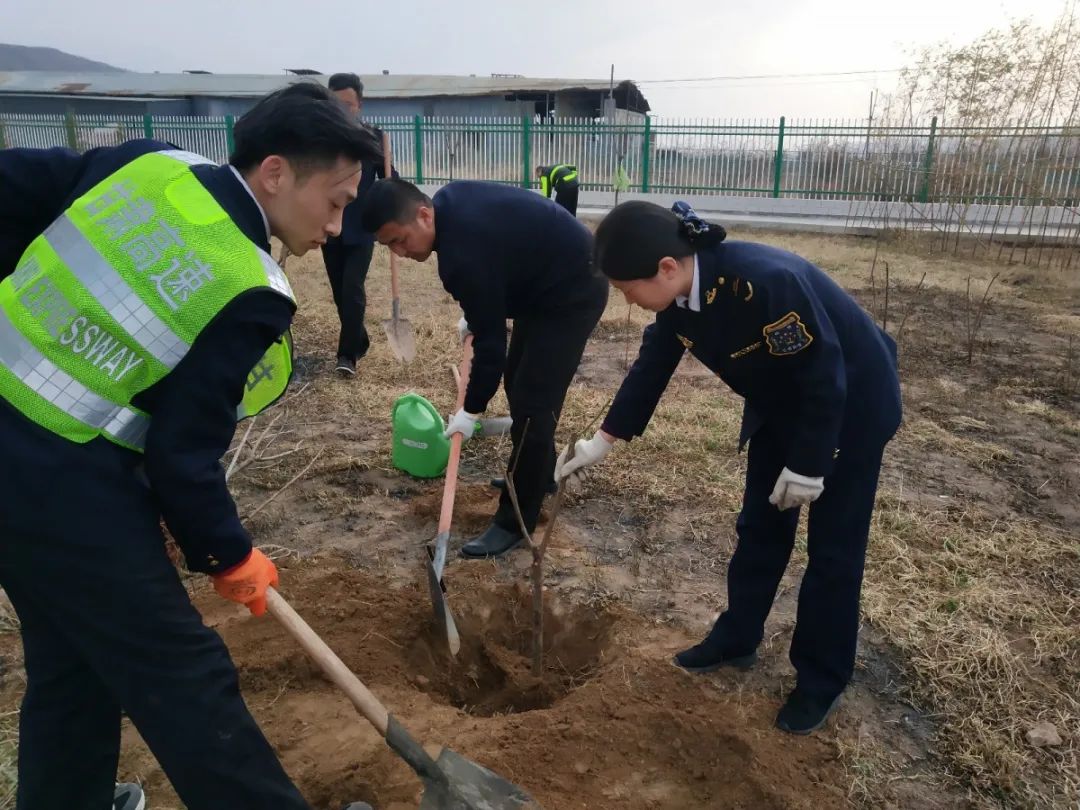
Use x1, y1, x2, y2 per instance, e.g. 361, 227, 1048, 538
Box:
460, 523, 524, 559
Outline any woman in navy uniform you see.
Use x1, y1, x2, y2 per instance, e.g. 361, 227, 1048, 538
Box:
556, 201, 901, 734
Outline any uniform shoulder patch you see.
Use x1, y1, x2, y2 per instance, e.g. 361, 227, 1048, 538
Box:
762, 311, 814, 356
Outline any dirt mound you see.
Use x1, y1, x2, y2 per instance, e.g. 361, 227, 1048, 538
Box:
102, 561, 850, 809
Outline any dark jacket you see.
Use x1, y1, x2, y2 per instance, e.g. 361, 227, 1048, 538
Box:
602, 241, 902, 478
431, 180, 602, 413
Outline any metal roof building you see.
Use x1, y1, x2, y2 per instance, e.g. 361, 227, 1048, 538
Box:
0, 71, 650, 119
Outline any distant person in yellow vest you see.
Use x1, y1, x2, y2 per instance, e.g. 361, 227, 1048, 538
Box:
0, 83, 381, 810
536, 162, 580, 216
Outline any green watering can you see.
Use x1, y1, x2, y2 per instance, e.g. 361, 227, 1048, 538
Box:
391, 393, 451, 479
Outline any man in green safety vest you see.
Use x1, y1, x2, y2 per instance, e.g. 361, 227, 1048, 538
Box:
535, 162, 580, 216
0, 83, 380, 810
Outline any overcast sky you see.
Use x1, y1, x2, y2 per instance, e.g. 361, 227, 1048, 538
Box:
3, 0, 1068, 119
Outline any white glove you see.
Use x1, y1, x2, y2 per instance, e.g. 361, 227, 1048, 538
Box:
444, 408, 479, 442
457, 317, 471, 344
554, 431, 615, 484
768, 467, 825, 511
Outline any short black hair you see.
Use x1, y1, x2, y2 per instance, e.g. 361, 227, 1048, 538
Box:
328, 72, 364, 99
361, 178, 431, 233
229, 82, 382, 174
595, 201, 725, 280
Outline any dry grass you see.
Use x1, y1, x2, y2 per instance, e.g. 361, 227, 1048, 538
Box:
0, 595, 18, 636
0, 712, 15, 810
903, 417, 1016, 470
1007, 398, 1080, 437
757, 231, 1063, 291
864, 495, 1079, 806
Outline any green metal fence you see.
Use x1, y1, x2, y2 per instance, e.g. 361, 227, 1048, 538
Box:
3, 112, 1079, 205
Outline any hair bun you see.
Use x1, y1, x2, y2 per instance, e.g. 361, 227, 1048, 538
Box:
671, 201, 726, 244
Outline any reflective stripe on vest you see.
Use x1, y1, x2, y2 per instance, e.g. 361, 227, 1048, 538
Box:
44, 215, 189, 367
0, 149, 295, 451
548, 164, 578, 188
0, 306, 150, 447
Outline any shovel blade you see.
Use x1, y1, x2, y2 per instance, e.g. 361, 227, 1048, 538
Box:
476, 416, 513, 438
383, 317, 417, 363
420, 747, 541, 810
425, 546, 460, 657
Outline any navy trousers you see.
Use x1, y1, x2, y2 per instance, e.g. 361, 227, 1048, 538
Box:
710, 423, 888, 698
0, 411, 310, 810
321, 240, 374, 363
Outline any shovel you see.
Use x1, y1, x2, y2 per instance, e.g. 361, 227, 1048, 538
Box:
426, 336, 473, 657
266, 588, 539, 809
379, 132, 417, 363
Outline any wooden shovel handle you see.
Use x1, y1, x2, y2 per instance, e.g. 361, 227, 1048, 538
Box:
381, 130, 393, 181
381, 132, 401, 301
266, 587, 391, 736
438, 336, 473, 535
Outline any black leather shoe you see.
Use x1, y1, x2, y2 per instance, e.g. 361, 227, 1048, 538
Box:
460, 523, 524, 559
673, 640, 757, 673
490, 477, 558, 495
775, 689, 842, 735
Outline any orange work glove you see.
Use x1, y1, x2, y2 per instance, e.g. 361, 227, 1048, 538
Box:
211, 549, 279, 617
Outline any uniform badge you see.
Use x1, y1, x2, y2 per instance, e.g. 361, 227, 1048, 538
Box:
706, 287, 718, 305
676, 334, 694, 349
763, 311, 814, 356
743, 281, 754, 302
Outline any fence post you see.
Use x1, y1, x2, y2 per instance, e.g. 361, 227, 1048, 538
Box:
64, 108, 78, 150
143, 114, 154, 139
772, 116, 786, 198
522, 116, 533, 188
224, 115, 235, 156
641, 115, 652, 192
919, 115, 938, 203
413, 115, 424, 184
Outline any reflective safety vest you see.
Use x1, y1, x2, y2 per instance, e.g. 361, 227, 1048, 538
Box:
539, 164, 579, 197
0, 149, 296, 452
